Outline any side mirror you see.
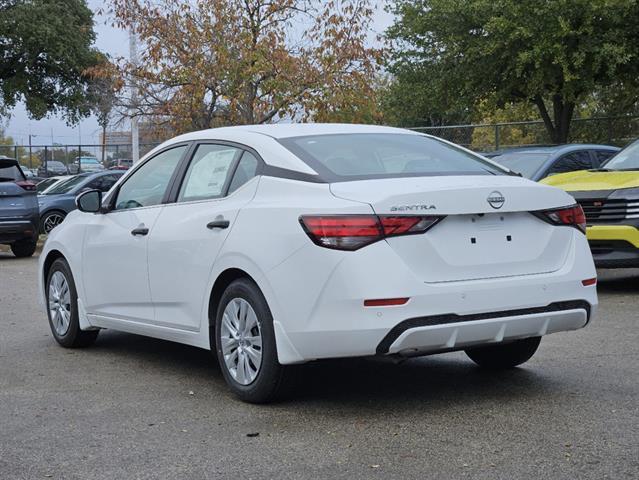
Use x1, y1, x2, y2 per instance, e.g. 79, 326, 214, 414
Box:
76, 189, 102, 213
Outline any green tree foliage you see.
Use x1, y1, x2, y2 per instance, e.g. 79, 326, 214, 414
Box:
0, 0, 102, 123
385, 0, 639, 142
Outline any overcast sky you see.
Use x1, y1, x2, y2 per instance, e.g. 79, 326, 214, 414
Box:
3, 1, 393, 147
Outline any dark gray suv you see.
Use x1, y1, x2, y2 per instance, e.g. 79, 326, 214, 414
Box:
0, 156, 39, 257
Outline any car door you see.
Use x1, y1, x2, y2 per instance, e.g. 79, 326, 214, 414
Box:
147, 143, 261, 331
81, 145, 188, 323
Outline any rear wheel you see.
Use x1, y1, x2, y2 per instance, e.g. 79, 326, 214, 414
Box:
41, 210, 66, 234
465, 337, 541, 369
46, 258, 99, 348
11, 239, 37, 258
215, 278, 293, 403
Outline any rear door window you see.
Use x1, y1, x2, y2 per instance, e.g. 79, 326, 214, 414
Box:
177, 144, 242, 202
592, 150, 617, 166
545, 151, 594, 176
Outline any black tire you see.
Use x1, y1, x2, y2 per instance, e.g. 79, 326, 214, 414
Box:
465, 337, 541, 369
214, 278, 293, 403
11, 239, 37, 258
40, 210, 66, 234
45, 257, 99, 348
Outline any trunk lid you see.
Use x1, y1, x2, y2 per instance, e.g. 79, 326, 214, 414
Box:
330, 176, 577, 282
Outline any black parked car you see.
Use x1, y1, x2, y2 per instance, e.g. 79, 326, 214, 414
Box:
0, 156, 39, 257
37, 160, 69, 178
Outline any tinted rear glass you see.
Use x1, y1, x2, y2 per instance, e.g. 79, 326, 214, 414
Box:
279, 133, 504, 181
0, 163, 24, 182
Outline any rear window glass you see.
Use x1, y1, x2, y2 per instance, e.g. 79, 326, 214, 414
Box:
279, 133, 504, 181
0, 163, 24, 182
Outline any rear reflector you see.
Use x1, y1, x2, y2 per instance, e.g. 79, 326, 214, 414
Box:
364, 297, 409, 307
582, 278, 597, 286
299, 214, 442, 251
537, 204, 586, 233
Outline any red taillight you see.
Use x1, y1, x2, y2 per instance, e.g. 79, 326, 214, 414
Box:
364, 297, 409, 307
539, 205, 586, 233
582, 277, 597, 286
299, 215, 442, 250
15, 180, 36, 192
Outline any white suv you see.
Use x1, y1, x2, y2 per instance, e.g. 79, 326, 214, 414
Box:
39, 124, 597, 402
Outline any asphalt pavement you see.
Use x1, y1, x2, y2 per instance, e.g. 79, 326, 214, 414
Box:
1, 252, 637, 479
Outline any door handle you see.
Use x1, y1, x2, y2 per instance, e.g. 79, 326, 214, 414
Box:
207, 220, 230, 230
131, 227, 149, 236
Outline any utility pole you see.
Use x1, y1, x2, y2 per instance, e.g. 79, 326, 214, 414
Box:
129, 29, 140, 164
28, 134, 33, 169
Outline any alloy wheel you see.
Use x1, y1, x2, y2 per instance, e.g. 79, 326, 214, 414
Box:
43, 213, 65, 233
220, 298, 263, 385
48, 271, 71, 336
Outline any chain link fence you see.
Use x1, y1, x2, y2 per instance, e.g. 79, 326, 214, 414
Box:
0, 143, 160, 178
3, 115, 638, 177
409, 115, 639, 152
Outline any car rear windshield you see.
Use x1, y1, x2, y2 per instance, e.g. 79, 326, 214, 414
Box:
278, 133, 505, 181
43, 175, 87, 194
0, 162, 24, 182
491, 152, 550, 179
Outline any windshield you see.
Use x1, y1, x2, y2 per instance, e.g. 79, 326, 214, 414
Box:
491, 152, 551, 178
0, 163, 24, 182
43, 175, 87, 194
279, 133, 504, 181
78, 158, 99, 164
603, 141, 639, 170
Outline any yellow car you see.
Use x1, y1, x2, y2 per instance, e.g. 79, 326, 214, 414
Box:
542, 140, 639, 267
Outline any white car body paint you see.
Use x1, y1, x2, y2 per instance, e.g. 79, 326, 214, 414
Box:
39, 124, 598, 365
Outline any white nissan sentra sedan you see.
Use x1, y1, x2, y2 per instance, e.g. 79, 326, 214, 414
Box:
39, 124, 597, 402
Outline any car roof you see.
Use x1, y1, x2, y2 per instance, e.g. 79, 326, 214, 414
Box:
492, 144, 620, 156
148, 124, 431, 174
174, 123, 417, 141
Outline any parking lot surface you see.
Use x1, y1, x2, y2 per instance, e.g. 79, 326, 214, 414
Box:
1, 252, 638, 479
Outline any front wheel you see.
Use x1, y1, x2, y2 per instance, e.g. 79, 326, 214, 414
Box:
46, 258, 99, 348
215, 278, 293, 403
465, 337, 541, 369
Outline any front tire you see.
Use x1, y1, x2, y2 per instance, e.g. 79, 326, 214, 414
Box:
215, 278, 292, 403
465, 337, 541, 369
46, 258, 99, 348
11, 239, 37, 258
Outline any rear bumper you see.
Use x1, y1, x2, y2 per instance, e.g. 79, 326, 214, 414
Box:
587, 225, 639, 267
268, 230, 598, 363
0, 219, 38, 244
379, 301, 589, 355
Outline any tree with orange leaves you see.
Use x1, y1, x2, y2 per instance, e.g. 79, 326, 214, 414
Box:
106, 0, 384, 133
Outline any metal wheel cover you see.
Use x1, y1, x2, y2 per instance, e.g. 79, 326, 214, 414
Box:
43, 213, 65, 233
48, 271, 71, 336
220, 298, 263, 385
